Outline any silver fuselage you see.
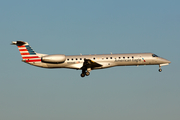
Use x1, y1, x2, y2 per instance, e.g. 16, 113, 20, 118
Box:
28, 53, 171, 70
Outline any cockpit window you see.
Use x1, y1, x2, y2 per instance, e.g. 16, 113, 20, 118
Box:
152, 54, 159, 57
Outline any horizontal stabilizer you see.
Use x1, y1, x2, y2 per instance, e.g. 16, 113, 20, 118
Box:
11, 41, 26, 46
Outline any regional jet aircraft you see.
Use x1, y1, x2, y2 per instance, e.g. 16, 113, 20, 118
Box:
12, 41, 171, 77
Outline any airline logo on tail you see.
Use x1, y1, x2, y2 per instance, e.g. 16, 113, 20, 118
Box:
12, 41, 41, 62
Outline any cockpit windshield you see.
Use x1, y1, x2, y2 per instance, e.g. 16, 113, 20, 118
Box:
152, 54, 159, 57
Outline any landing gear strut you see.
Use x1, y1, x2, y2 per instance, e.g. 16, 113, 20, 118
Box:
159, 65, 162, 72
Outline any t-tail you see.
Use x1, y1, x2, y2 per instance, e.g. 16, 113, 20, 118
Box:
11, 41, 42, 63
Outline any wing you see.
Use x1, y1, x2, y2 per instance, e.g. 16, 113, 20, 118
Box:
81, 58, 102, 69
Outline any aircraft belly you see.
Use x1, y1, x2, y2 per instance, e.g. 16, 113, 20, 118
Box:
43, 63, 83, 69
27, 62, 82, 69
27, 62, 50, 68
66, 63, 83, 69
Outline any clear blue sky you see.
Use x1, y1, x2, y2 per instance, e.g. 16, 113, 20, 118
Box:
1, 0, 180, 120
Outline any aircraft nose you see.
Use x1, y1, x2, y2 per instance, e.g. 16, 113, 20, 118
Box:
163, 58, 171, 64
166, 60, 171, 64
159, 58, 171, 64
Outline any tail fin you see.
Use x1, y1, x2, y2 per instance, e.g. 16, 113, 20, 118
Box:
12, 41, 41, 62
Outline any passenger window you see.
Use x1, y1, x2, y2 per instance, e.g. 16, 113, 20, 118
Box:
123, 57, 125, 59
93, 58, 95, 60
76, 58, 78, 60
119, 57, 121, 59
110, 57, 112, 59
71, 58, 73, 60
80, 58, 82, 60
67, 59, 69, 61
106, 57, 108, 59
127, 57, 129, 59
132, 56, 134, 59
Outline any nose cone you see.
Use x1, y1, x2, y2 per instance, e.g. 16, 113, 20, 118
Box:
159, 57, 171, 64
167, 60, 171, 64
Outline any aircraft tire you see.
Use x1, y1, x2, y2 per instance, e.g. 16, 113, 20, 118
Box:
81, 73, 85, 77
85, 72, 90, 76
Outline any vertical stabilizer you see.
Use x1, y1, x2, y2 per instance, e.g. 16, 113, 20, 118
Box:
12, 41, 41, 62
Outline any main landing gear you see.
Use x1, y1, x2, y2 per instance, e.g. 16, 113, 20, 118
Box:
159, 65, 162, 72
80, 68, 91, 77
80, 71, 90, 77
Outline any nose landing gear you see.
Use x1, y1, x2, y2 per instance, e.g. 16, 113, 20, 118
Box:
159, 65, 162, 72
159, 68, 162, 72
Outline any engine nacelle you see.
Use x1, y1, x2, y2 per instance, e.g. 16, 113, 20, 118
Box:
41, 54, 66, 63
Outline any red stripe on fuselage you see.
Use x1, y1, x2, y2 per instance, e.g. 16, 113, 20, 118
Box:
22, 56, 40, 59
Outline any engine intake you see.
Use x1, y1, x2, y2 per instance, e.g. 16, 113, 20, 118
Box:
41, 54, 66, 63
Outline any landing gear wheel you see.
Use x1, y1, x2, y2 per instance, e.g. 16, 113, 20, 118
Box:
81, 73, 85, 77
85, 72, 90, 76
159, 69, 162, 72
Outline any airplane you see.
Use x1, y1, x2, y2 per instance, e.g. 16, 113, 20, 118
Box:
11, 41, 171, 77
